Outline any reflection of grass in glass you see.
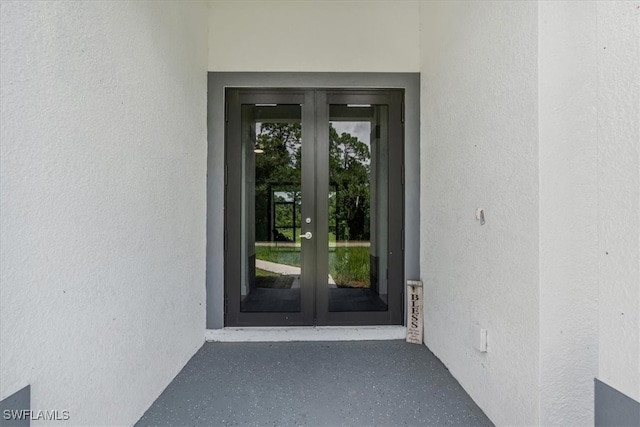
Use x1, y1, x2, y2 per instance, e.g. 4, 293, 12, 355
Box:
255, 246, 301, 267
255, 268, 294, 289
255, 244, 370, 288
330, 247, 370, 288
256, 268, 278, 277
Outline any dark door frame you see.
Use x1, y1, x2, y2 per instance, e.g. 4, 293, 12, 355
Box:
224, 88, 404, 327
206, 73, 420, 330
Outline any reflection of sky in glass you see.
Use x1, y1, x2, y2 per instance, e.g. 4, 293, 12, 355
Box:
332, 122, 370, 147
274, 191, 294, 202
255, 121, 371, 164
332, 121, 371, 167
256, 122, 370, 147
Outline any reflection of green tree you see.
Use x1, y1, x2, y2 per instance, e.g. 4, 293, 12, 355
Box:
255, 122, 370, 242
254, 123, 302, 241
329, 125, 370, 241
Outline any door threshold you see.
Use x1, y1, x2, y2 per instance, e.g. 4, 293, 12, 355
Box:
205, 326, 407, 342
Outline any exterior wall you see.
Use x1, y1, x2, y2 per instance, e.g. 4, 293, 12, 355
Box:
208, 0, 420, 72
596, 0, 640, 403
0, 1, 208, 425
0, 1, 631, 426
538, 2, 599, 425
539, 0, 640, 421
419, 2, 540, 425
421, 1, 639, 424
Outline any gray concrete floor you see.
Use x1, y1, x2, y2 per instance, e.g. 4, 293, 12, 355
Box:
136, 340, 493, 427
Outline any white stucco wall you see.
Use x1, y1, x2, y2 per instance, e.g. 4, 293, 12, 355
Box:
420, 2, 540, 425
538, 2, 599, 424
208, 0, 420, 72
596, 0, 640, 403
1, 1, 628, 425
0, 1, 208, 425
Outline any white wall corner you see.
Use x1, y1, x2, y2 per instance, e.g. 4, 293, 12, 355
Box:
538, 1, 599, 425
420, 1, 540, 425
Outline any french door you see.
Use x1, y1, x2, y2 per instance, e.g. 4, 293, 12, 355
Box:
224, 89, 404, 326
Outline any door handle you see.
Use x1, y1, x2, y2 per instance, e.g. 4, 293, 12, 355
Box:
299, 231, 313, 240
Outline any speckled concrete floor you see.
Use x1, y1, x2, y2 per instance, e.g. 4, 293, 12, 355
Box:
136, 341, 493, 427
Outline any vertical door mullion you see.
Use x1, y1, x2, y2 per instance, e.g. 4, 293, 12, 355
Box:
314, 91, 330, 325
300, 90, 316, 325
225, 89, 242, 326
387, 91, 405, 324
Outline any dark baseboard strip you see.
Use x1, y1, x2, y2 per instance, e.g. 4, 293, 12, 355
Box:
0, 385, 30, 426
595, 378, 640, 427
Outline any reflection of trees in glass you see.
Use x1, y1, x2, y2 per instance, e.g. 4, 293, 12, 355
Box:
329, 125, 371, 241
254, 122, 370, 242
254, 123, 301, 242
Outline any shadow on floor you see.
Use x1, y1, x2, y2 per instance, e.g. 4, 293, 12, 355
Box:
136, 340, 493, 427
241, 288, 388, 312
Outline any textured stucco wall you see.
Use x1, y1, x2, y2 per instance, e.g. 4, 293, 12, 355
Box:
0, 1, 208, 425
596, 0, 640, 403
208, 0, 420, 72
420, 2, 539, 425
538, 2, 599, 425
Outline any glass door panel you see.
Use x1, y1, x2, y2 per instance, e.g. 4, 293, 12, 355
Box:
225, 89, 314, 327
327, 105, 389, 312
240, 104, 303, 313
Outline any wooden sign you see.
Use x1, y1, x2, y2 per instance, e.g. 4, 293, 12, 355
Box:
406, 280, 423, 344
